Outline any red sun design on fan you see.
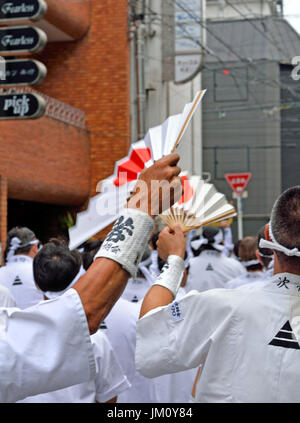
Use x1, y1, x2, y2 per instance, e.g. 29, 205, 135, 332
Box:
113, 148, 152, 187
178, 175, 194, 204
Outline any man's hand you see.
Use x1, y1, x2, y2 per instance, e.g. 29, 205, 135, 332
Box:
127, 153, 182, 218
157, 224, 186, 261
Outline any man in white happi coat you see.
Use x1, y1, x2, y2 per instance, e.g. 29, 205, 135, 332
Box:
0, 227, 44, 308
0, 153, 182, 403
227, 235, 265, 289
185, 226, 245, 293
18, 238, 130, 403
227, 229, 274, 290
135, 185, 300, 402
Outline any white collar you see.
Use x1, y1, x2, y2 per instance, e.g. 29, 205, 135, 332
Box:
265, 273, 300, 295
6, 255, 33, 264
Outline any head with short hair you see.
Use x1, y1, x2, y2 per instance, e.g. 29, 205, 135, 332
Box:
33, 238, 81, 293
270, 186, 300, 271
238, 236, 262, 271
201, 227, 224, 253
5, 226, 38, 262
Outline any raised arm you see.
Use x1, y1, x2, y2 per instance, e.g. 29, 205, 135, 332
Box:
73, 154, 182, 333
139, 224, 186, 318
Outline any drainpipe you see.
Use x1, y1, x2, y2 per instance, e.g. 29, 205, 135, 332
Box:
135, 0, 146, 139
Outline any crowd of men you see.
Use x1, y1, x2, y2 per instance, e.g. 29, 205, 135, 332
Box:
0, 153, 300, 403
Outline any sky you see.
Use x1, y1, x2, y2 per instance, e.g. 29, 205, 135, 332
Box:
283, 0, 300, 34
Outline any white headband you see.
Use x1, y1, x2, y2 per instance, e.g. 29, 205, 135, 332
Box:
240, 259, 261, 268
191, 230, 224, 252
259, 223, 300, 258
6, 237, 38, 262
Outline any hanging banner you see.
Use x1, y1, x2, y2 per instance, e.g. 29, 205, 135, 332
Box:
0, 0, 47, 22
0, 25, 47, 55
174, 0, 205, 83
0, 59, 47, 86
0, 91, 46, 119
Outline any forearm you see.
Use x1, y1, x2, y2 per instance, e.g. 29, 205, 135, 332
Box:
74, 259, 129, 334
139, 285, 173, 318
74, 209, 154, 333
139, 254, 184, 318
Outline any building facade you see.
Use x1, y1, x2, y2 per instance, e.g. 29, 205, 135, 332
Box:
0, 0, 131, 258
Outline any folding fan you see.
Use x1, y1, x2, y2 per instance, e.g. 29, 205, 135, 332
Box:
68, 90, 206, 250
113, 89, 206, 187
159, 173, 236, 233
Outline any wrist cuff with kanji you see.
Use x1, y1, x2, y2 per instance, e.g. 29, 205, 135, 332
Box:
94, 208, 154, 277
153, 255, 185, 298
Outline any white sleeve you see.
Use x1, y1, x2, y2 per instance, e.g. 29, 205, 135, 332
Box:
135, 289, 233, 378
222, 227, 234, 257
92, 331, 131, 402
0, 288, 96, 403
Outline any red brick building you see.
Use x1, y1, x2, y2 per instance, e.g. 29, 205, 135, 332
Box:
0, 0, 131, 258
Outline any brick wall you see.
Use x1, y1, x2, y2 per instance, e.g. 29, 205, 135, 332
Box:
0, 0, 131, 242
0, 117, 90, 206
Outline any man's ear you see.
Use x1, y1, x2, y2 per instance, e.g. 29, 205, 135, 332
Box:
31, 243, 39, 257
255, 249, 264, 266
264, 223, 271, 241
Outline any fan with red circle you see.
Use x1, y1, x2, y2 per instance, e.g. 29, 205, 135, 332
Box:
68, 90, 206, 249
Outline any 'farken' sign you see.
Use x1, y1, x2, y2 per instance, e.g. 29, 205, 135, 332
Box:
0, 0, 47, 22
0, 25, 47, 55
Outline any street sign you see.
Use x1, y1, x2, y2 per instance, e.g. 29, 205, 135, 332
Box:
225, 172, 252, 195
0, 92, 46, 119
0, 0, 47, 22
0, 25, 47, 55
0, 59, 46, 86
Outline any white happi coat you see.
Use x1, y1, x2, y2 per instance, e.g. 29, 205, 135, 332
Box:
0, 255, 43, 309
101, 294, 196, 403
227, 270, 266, 289
136, 273, 300, 403
121, 277, 152, 303
185, 250, 245, 293
0, 289, 96, 403
99, 297, 157, 403
0, 285, 16, 307
18, 330, 130, 403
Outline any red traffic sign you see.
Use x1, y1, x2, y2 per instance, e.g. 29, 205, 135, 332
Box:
225, 172, 252, 194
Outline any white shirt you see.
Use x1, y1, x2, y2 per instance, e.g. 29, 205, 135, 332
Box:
227, 270, 266, 289
18, 330, 130, 403
0, 255, 43, 309
121, 277, 152, 303
136, 273, 300, 402
148, 288, 199, 403
101, 294, 196, 403
99, 297, 157, 403
185, 250, 246, 293
0, 289, 96, 403
0, 284, 16, 307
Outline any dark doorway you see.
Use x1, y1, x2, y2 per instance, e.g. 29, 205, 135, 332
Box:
7, 199, 76, 245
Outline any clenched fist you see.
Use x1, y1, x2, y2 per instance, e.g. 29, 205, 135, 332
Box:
127, 153, 183, 218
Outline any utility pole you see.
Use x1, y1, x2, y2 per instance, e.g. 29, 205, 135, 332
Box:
134, 0, 146, 139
